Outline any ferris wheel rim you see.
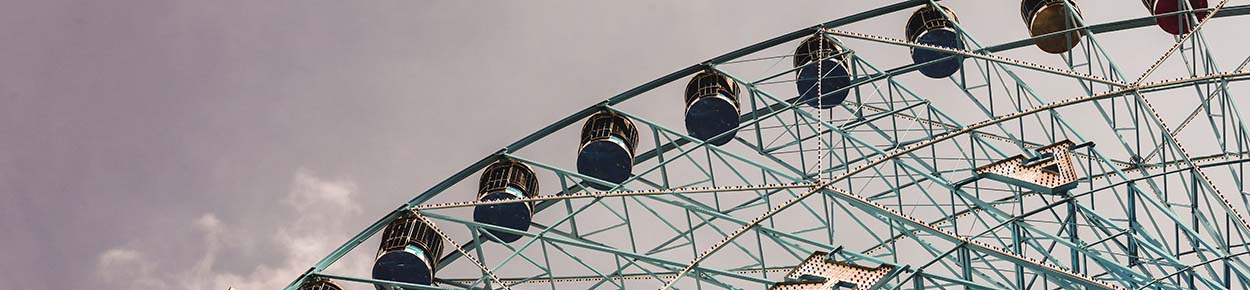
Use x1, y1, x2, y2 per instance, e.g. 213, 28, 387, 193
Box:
287, 1, 1250, 289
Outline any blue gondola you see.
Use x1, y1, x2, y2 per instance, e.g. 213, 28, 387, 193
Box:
906, 4, 965, 79
576, 111, 639, 190
684, 71, 741, 146
473, 158, 539, 243
372, 211, 444, 290
794, 34, 852, 109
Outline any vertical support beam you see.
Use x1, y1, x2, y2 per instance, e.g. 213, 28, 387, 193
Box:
959, 245, 973, 290
1066, 193, 1081, 274
1127, 182, 1140, 268
1013, 221, 1025, 289
913, 270, 925, 290
1192, 170, 1201, 289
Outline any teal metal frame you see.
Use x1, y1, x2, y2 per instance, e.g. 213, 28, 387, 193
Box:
285, 1, 1250, 289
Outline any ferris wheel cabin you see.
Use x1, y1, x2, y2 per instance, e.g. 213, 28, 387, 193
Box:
1145, 0, 1209, 35
372, 211, 445, 290
473, 158, 540, 243
576, 110, 639, 190
793, 34, 852, 109
906, 4, 965, 79
684, 70, 742, 146
298, 278, 343, 290
1021, 0, 1085, 54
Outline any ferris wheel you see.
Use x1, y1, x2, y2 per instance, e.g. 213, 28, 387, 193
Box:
286, 0, 1250, 289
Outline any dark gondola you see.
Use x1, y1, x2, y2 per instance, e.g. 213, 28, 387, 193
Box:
794, 34, 852, 109
371, 210, 445, 290
298, 278, 343, 290
684, 70, 742, 146
906, 4, 965, 78
473, 158, 540, 243
576, 110, 639, 190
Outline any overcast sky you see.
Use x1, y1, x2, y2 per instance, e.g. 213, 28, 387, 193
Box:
2, 1, 1246, 289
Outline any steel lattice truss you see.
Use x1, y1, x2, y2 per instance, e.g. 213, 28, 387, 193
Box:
286, 1, 1250, 289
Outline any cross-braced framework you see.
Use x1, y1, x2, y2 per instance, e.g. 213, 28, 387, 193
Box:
286, 1, 1250, 289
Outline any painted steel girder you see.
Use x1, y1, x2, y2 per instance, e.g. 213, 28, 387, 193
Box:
975, 140, 1081, 194
768, 251, 897, 290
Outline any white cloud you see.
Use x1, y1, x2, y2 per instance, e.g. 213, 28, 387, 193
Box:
95, 168, 374, 290
97, 248, 170, 289
287, 168, 363, 215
